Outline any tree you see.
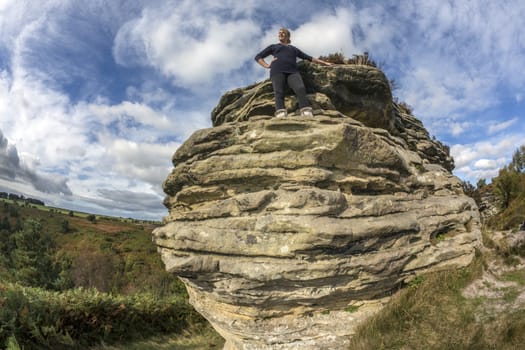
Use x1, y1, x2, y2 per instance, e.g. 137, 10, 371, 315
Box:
1, 216, 11, 231
70, 251, 115, 292
492, 166, 520, 209
61, 219, 70, 233
0, 226, 14, 256
9, 205, 19, 218
462, 181, 481, 206
492, 146, 525, 210
476, 178, 487, 189
511, 145, 525, 173
10, 219, 60, 289
0, 229, 13, 279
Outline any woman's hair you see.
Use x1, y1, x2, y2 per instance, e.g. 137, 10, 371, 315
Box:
280, 27, 291, 44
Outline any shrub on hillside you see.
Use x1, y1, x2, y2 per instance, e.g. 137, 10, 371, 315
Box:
485, 145, 525, 229
70, 250, 115, 292
0, 283, 204, 349
318, 51, 346, 64
347, 52, 377, 67
318, 51, 377, 67
11, 220, 62, 290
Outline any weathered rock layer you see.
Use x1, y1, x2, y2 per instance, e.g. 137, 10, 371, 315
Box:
153, 63, 481, 349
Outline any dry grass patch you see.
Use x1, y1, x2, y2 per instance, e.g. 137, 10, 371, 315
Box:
349, 239, 525, 350
348, 255, 485, 349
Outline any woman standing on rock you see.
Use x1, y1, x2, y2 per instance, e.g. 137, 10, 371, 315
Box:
255, 27, 332, 118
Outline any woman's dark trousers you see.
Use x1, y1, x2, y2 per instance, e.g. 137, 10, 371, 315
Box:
271, 72, 309, 111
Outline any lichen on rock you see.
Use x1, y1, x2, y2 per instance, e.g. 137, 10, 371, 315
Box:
153, 62, 481, 349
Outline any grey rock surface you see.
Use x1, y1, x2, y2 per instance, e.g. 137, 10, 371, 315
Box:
153, 63, 481, 349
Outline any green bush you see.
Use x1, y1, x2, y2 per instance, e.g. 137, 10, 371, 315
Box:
318, 51, 377, 67
0, 283, 204, 349
11, 220, 60, 289
318, 51, 346, 64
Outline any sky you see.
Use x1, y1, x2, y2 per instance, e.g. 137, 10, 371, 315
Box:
0, 0, 524, 221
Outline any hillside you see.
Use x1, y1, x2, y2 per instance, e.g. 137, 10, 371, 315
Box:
0, 198, 170, 294
0, 198, 223, 349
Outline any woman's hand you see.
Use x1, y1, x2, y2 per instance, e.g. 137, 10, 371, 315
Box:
257, 58, 270, 69
257, 57, 278, 69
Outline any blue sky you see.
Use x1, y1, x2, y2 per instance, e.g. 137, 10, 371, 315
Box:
1, 0, 524, 220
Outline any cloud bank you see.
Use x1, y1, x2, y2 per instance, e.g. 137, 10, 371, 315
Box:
0, 0, 524, 219
0, 129, 72, 195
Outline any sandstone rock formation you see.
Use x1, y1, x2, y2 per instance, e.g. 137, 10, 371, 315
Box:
152, 62, 481, 349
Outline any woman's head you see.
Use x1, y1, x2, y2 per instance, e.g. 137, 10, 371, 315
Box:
278, 28, 291, 44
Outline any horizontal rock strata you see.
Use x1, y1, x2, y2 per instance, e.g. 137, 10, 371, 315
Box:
153, 64, 481, 349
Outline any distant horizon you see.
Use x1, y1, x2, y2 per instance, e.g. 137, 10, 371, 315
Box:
0, 191, 161, 222
1, 1, 524, 220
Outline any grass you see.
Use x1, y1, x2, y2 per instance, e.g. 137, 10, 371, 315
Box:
502, 269, 525, 286
91, 325, 224, 350
503, 288, 520, 303
344, 305, 360, 313
348, 255, 486, 350
347, 245, 525, 350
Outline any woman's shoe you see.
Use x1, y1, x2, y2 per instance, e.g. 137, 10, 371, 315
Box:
275, 109, 288, 118
300, 107, 314, 118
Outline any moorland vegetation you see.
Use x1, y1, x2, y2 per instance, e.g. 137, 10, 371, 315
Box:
0, 202, 219, 349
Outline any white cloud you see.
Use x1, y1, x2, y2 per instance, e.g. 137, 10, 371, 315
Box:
1, 73, 84, 167
369, 1, 525, 138
0, 0, 14, 11
105, 138, 178, 186
256, 6, 380, 61
474, 159, 498, 170
0, 1, 43, 49
451, 144, 478, 170
126, 83, 175, 109
449, 121, 472, 136
401, 66, 496, 122
2, 0, 525, 220
87, 102, 172, 134
113, 3, 260, 86
0, 39, 180, 219
451, 134, 524, 182
292, 8, 358, 57
0, 128, 72, 195
487, 117, 518, 135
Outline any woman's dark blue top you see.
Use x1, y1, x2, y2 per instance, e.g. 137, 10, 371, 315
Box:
255, 43, 313, 77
